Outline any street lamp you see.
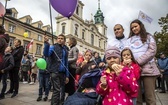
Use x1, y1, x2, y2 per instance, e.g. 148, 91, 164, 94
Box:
2, 0, 10, 26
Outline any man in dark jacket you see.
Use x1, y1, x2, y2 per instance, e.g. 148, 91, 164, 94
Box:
157, 53, 168, 93
43, 34, 69, 105
6, 39, 24, 98
0, 46, 14, 99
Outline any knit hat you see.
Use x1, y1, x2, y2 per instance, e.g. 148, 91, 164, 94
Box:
105, 46, 121, 59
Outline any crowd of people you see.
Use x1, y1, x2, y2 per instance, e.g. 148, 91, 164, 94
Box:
0, 19, 167, 105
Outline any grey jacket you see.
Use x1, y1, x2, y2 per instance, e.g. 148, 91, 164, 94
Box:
68, 46, 79, 68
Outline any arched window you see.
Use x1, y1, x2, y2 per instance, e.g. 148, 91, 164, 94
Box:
76, 5, 79, 15
74, 24, 79, 36
61, 22, 66, 34
91, 34, 94, 45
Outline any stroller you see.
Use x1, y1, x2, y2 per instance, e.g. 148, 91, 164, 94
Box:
64, 68, 102, 105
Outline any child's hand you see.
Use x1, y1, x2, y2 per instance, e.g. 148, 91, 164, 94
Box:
90, 64, 96, 69
81, 60, 88, 67
100, 75, 107, 85
111, 64, 120, 70
99, 62, 105, 67
123, 59, 132, 66
112, 64, 123, 76
65, 77, 69, 84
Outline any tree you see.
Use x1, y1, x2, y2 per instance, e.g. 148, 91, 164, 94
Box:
154, 14, 168, 57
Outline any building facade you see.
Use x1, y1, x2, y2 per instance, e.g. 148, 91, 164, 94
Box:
55, 0, 108, 57
0, 8, 55, 58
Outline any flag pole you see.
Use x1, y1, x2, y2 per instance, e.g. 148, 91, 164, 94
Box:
49, 1, 54, 44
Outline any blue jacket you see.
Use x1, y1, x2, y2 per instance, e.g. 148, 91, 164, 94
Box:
158, 57, 168, 75
43, 42, 69, 77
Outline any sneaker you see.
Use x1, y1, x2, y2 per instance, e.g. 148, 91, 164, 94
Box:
37, 97, 42, 101
159, 91, 166, 93
29, 82, 34, 85
11, 93, 17, 98
43, 96, 48, 101
23, 81, 28, 84
5, 91, 13, 95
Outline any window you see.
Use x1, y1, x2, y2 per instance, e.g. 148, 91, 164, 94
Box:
91, 34, 94, 46
62, 25, 65, 34
38, 35, 42, 41
11, 13, 16, 18
76, 5, 79, 15
104, 28, 106, 35
99, 39, 101, 47
25, 30, 31, 37
26, 18, 31, 24
23, 40, 29, 51
47, 27, 50, 32
104, 41, 106, 49
38, 24, 42, 29
8, 37, 14, 47
74, 24, 79, 36
82, 31, 85, 40
36, 44, 42, 55
91, 28, 94, 31
61, 23, 66, 34
8, 24, 16, 33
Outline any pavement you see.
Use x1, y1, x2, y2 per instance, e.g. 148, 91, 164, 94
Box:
0, 82, 168, 105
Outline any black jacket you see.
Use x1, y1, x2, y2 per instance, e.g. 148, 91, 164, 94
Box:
3, 52, 14, 73
12, 46, 24, 68
43, 43, 69, 77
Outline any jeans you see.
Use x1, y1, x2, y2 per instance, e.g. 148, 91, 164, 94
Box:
22, 71, 28, 82
132, 97, 137, 105
0, 73, 8, 95
161, 74, 168, 91
51, 72, 65, 105
38, 73, 50, 97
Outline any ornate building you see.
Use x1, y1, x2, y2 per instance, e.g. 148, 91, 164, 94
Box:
55, 0, 107, 56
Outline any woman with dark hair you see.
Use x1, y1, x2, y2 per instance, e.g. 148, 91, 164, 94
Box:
126, 19, 160, 105
65, 37, 79, 96
0, 25, 9, 73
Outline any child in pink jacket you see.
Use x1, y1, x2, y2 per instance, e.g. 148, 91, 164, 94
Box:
121, 48, 141, 105
96, 46, 138, 105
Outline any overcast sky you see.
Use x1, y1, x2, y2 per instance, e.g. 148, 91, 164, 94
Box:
1, 0, 168, 43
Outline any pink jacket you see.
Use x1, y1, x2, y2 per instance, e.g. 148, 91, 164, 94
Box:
96, 67, 139, 105
126, 35, 160, 76
121, 62, 140, 98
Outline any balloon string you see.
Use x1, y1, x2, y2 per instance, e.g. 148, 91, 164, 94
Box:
52, 49, 82, 89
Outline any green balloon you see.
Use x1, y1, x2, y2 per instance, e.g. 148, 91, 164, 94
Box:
36, 58, 47, 70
